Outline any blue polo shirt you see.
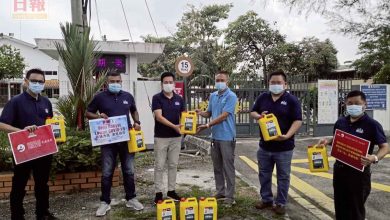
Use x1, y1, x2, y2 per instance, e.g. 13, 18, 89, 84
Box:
87, 90, 137, 127
252, 91, 302, 152
152, 92, 185, 138
0, 91, 53, 129
207, 88, 237, 141
334, 114, 387, 155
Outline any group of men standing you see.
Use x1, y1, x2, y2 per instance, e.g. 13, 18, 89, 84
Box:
0, 68, 388, 220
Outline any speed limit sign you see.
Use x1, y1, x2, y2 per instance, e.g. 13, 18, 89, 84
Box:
175, 56, 194, 77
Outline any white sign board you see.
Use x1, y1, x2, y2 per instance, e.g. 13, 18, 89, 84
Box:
318, 80, 338, 124
89, 115, 129, 146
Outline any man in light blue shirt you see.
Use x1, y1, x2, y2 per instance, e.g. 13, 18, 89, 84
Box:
197, 70, 238, 206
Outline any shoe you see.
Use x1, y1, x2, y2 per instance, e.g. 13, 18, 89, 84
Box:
167, 190, 181, 201
223, 198, 236, 207
96, 202, 111, 217
37, 212, 58, 220
126, 198, 144, 211
214, 194, 226, 200
255, 201, 273, 210
273, 204, 286, 215
154, 192, 163, 204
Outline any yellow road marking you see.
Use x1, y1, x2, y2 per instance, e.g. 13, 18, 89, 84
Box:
239, 156, 333, 219
290, 166, 390, 193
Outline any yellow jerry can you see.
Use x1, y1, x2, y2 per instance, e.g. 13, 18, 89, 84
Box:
307, 145, 329, 172
180, 111, 197, 135
45, 116, 66, 143
199, 197, 217, 220
180, 197, 198, 220
128, 129, 146, 153
259, 114, 281, 141
157, 199, 176, 220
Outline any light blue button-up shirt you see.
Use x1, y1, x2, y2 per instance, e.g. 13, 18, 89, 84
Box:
207, 88, 237, 141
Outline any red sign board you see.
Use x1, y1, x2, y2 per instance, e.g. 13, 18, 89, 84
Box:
331, 129, 370, 172
8, 125, 58, 165
175, 81, 184, 97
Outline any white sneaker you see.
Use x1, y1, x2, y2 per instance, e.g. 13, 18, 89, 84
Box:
126, 198, 144, 210
96, 202, 111, 216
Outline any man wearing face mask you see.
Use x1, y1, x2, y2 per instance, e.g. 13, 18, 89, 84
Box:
196, 70, 238, 207
318, 90, 389, 220
250, 70, 302, 215
151, 72, 185, 204
0, 69, 57, 220
86, 72, 144, 216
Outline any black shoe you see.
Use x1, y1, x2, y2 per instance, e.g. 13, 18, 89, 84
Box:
37, 212, 58, 220
154, 192, 163, 204
167, 190, 181, 201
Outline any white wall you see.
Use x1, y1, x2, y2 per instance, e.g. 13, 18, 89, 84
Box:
134, 81, 161, 144
373, 85, 390, 135
0, 38, 58, 80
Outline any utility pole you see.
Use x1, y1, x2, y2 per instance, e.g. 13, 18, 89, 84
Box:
71, 0, 89, 27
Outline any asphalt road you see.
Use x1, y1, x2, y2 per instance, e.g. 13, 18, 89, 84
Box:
235, 136, 390, 220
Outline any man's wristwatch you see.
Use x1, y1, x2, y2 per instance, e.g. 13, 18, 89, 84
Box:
373, 155, 379, 164
134, 120, 141, 125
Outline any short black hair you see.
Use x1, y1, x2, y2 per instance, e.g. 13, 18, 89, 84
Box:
268, 70, 287, 82
160, 71, 175, 82
347, 90, 366, 101
216, 70, 229, 76
106, 71, 121, 77
26, 68, 45, 80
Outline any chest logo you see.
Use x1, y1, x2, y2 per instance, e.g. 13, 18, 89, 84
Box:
356, 128, 364, 134
45, 108, 49, 113
281, 101, 287, 106
175, 101, 180, 106
123, 100, 128, 105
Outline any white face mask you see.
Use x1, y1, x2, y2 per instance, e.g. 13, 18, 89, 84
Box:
346, 105, 364, 117
269, 84, 284, 95
163, 84, 175, 93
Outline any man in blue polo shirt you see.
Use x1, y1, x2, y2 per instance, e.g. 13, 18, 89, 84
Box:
197, 70, 238, 207
318, 90, 389, 220
86, 72, 144, 216
0, 68, 57, 220
151, 72, 185, 204
250, 70, 302, 215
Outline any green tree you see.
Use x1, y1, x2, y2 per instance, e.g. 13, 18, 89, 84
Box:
373, 64, 390, 84
55, 23, 107, 130
0, 45, 25, 80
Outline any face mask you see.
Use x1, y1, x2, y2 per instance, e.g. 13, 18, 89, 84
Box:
215, 82, 227, 91
108, 83, 121, 93
163, 84, 175, 93
28, 82, 44, 95
347, 105, 364, 117
269, 84, 284, 95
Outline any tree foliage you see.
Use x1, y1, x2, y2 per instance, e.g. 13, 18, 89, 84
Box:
0, 44, 25, 80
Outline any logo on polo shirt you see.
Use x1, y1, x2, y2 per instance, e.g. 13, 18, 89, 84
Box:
45, 108, 49, 113
281, 101, 287, 106
356, 128, 364, 134
17, 144, 25, 153
175, 101, 180, 106
123, 100, 128, 105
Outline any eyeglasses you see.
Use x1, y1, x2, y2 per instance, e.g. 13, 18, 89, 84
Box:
29, 80, 45, 84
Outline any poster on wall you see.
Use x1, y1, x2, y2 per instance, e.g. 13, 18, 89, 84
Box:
318, 80, 338, 124
360, 84, 387, 110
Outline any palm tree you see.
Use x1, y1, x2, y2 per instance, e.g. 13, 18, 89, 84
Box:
55, 22, 107, 130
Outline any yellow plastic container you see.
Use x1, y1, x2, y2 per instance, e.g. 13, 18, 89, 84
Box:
199, 197, 217, 220
128, 129, 146, 153
259, 114, 281, 141
180, 197, 198, 220
157, 199, 176, 220
307, 145, 329, 172
180, 111, 197, 135
45, 116, 66, 143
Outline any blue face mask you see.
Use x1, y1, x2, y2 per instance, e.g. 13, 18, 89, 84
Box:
215, 82, 227, 91
28, 82, 44, 95
269, 84, 284, 95
108, 83, 122, 93
347, 105, 364, 117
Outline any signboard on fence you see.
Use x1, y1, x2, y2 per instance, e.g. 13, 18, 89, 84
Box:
331, 129, 370, 172
318, 80, 338, 124
360, 84, 387, 110
175, 81, 184, 97
8, 125, 58, 165
89, 115, 129, 146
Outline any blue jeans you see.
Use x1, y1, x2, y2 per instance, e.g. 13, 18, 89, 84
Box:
100, 142, 135, 204
257, 147, 293, 206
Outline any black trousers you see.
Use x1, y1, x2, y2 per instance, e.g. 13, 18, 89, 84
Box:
333, 161, 371, 220
10, 155, 53, 220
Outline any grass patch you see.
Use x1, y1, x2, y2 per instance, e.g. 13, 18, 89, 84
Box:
114, 208, 156, 219
135, 151, 154, 168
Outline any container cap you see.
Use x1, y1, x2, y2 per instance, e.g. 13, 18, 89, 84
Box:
180, 198, 186, 202
157, 200, 163, 204
200, 197, 205, 201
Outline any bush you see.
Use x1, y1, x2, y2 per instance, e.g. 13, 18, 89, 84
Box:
0, 132, 13, 172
